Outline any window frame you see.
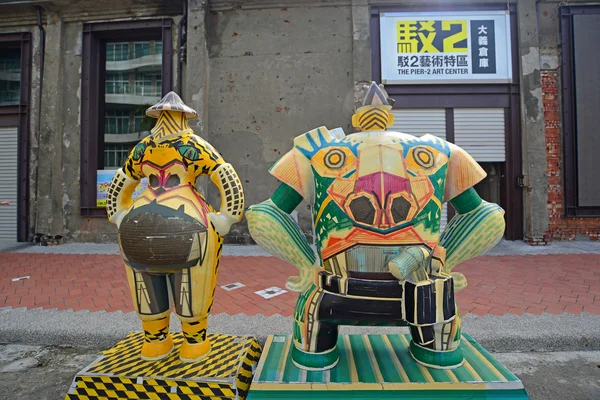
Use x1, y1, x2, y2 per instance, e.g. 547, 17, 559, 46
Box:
80, 19, 173, 217
560, 5, 600, 217
0, 33, 32, 241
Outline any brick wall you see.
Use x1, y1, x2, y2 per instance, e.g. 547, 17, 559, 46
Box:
543, 70, 600, 241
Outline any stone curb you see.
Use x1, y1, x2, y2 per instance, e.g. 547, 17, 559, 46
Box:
0, 307, 598, 354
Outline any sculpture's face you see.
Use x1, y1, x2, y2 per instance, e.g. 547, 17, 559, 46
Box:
307, 131, 451, 259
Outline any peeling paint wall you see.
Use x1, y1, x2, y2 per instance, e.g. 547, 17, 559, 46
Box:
0, 1, 184, 243
205, 5, 355, 242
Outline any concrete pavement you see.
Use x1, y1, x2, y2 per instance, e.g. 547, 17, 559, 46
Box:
1, 342, 598, 400
1, 305, 599, 354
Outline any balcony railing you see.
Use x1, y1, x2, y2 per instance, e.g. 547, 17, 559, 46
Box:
105, 84, 161, 97
104, 122, 150, 135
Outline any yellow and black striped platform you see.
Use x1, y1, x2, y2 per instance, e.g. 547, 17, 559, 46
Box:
65, 332, 262, 400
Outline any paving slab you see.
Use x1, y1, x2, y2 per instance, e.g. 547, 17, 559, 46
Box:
1, 253, 599, 317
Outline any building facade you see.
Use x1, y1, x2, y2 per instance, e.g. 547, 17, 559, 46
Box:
0, 0, 598, 244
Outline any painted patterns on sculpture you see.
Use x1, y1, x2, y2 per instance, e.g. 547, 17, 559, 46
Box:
107, 92, 244, 362
247, 82, 505, 371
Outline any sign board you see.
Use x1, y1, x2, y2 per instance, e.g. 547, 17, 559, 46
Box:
380, 11, 512, 84
97, 170, 148, 207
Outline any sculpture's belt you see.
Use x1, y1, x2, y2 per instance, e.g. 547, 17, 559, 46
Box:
317, 270, 456, 325
317, 270, 403, 299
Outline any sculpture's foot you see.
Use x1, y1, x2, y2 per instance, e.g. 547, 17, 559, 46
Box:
291, 344, 339, 371
140, 316, 174, 361
140, 334, 174, 361
409, 340, 464, 369
179, 339, 211, 362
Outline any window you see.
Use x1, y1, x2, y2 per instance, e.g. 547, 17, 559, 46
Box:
104, 40, 161, 173
0, 33, 32, 241
134, 41, 151, 58
0, 48, 20, 105
80, 19, 172, 216
104, 144, 132, 169
134, 113, 144, 132
105, 72, 130, 95
104, 108, 131, 134
106, 42, 130, 61
135, 72, 161, 96
561, 6, 600, 216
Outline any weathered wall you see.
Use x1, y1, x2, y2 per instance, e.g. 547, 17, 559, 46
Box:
0, 6, 43, 239
538, 0, 600, 241
517, 0, 548, 244
5, 0, 592, 243
205, 4, 356, 242
26, 1, 183, 242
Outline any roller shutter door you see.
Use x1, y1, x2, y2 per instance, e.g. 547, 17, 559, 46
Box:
0, 127, 18, 242
454, 108, 506, 162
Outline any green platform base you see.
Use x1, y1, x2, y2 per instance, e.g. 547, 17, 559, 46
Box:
248, 333, 529, 399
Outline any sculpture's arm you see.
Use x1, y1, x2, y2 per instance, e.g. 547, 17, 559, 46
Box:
438, 188, 505, 289
107, 139, 148, 227
184, 136, 244, 236
208, 162, 244, 236
246, 183, 319, 292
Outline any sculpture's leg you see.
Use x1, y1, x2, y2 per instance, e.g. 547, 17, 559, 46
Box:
171, 231, 222, 362
170, 264, 214, 362
291, 284, 340, 370
124, 266, 174, 360
408, 307, 463, 369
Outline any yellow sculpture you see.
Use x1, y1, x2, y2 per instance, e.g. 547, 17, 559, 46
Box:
106, 92, 244, 362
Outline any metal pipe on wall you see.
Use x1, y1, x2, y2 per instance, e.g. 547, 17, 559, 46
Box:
177, 0, 188, 99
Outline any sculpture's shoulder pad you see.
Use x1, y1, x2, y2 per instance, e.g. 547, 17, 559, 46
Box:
417, 134, 452, 156
292, 126, 345, 154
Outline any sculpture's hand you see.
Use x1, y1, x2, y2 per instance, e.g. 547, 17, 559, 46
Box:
112, 210, 127, 229
285, 258, 321, 293
387, 245, 430, 281
209, 163, 244, 236
208, 212, 238, 236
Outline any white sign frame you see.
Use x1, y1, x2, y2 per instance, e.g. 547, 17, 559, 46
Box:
380, 11, 512, 85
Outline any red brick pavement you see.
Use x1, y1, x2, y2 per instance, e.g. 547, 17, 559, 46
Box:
0, 253, 599, 317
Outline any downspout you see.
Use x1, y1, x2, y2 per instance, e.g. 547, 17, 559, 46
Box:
177, 0, 188, 99
34, 6, 45, 245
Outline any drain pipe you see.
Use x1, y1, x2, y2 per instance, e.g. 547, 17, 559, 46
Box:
177, 0, 187, 99
34, 6, 46, 245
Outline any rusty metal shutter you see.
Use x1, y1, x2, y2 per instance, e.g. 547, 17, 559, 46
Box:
390, 109, 448, 231
0, 127, 18, 242
454, 108, 506, 162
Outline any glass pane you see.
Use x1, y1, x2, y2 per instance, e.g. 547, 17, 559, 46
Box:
134, 42, 151, 58
0, 48, 21, 106
103, 39, 162, 169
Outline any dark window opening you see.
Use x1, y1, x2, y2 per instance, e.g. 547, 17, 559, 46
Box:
80, 19, 173, 217
0, 33, 31, 242
561, 6, 600, 216
0, 47, 21, 105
